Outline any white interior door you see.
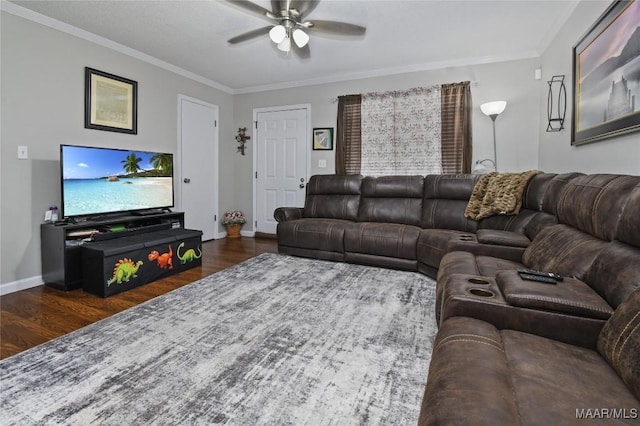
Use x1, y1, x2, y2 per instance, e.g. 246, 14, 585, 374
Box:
255, 106, 309, 234
179, 96, 219, 241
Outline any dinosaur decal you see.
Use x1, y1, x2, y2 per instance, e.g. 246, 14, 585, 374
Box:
148, 245, 173, 270
176, 242, 202, 264
107, 258, 143, 286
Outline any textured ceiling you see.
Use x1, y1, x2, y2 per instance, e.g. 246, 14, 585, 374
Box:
7, 0, 580, 93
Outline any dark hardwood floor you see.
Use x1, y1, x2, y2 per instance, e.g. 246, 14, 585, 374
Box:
0, 237, 278, 360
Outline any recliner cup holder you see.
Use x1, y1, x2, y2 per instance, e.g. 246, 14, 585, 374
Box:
467, 277, 490, 285
458, 235, 473, 241
468, 288, 494, 298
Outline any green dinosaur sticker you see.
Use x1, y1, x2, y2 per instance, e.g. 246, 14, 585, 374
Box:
176, 242, 202, 264
107, 258, 143, 286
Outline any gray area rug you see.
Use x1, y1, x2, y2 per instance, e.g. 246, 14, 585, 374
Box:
0, 253, 437, 425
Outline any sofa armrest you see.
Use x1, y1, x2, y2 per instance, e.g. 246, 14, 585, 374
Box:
274, 207, 304, 222
495, 270, 613, 320
476, 229, 530, 248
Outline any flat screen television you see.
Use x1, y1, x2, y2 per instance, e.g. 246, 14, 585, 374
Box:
60, 144, 174, 219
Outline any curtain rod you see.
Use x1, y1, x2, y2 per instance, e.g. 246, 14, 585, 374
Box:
331, 81, 478, 103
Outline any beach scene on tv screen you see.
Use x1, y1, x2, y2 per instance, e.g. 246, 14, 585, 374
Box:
62, 146, 173, 217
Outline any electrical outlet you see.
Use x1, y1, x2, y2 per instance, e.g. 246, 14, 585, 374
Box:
18, 146, 28, 160
318, 159, 327, 168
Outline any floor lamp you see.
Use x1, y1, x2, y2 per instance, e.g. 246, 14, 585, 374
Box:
475, 101, 507, 173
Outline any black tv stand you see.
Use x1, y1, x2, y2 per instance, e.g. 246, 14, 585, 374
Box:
41, 211, 185, 291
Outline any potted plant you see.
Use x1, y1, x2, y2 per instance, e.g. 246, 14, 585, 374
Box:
222, 210, 246, 238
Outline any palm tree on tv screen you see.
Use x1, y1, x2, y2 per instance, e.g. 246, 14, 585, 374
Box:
149, 153, 173, 177
121, 152, 142, 176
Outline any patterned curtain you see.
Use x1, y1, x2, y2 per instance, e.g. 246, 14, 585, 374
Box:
361, 87, 442, 176
335, 82, 471, 176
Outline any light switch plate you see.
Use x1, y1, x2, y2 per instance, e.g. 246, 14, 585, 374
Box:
18, 146, 28, 159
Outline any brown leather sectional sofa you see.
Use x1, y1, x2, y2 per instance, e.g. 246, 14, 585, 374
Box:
275, 172, 640, 424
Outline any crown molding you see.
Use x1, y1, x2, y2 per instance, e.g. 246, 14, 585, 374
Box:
0, 0, 235, 95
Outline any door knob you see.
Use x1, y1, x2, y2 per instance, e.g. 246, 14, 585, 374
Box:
184, 178, 191, 183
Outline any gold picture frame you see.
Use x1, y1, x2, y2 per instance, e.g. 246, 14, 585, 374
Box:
85, 67, 138, 134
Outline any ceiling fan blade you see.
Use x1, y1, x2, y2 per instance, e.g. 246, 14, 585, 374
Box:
302, 20, 366, 36
225, 0, 277, 20
228, 26, 272, 44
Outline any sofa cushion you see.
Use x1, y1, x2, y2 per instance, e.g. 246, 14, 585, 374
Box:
357, 175, 423, 226
587, 241, 640, 309
303, 174, 362, 221
616, 182, 640, 247
419, 316, 640, 425
437, 251, 523, 281
598, 288, 640, 400
422, 174, 479, 231
277, 219, 350, 253
496, 270, 613, 320
540, 172, 584, 215
556, 174, 640, 241
344, 222, 420, 260
522, 224, 608, 281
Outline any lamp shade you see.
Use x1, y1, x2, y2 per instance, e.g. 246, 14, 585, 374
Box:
277, 36, 291, 52
292, 28, 309, 48
480, 101, 507, 117
269, 25, 287, 44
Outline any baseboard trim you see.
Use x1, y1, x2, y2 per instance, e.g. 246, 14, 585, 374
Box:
0, 275, 44, 296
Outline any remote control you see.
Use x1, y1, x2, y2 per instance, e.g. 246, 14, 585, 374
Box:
517, 269, 563, 281
518, 272, 557, 284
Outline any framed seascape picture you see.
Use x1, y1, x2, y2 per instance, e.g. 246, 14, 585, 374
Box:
313, 127, 334, 150
85, 67, 138, 134
572, 0, 640, 145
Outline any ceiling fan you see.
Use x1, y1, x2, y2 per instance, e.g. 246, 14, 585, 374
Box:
226, 0, 366, 56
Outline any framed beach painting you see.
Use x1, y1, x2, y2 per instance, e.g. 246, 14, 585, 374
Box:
572, 0, 640, 145
85, 67, 138, 134
313, 128, 334, 150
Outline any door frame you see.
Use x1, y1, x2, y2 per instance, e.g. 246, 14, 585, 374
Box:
252, 103, 311, 234
177, 94, 222, 239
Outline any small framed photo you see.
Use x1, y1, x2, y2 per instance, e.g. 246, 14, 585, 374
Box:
313, 127, 334, 150
85, 67, 138, 134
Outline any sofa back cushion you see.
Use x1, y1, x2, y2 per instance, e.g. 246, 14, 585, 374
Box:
357, 176, 424, 226
598, 288, 640, 400
586, 183, 640, 308
522, 224, 608, 281
556, 174, 640, 241
303, 174, 363, 221
422, 174, 480, 231
541, 172, 584, 215
615, 182, 640, 248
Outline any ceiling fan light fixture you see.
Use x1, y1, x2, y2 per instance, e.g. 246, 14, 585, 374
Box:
292, 28, 309, 48
269, 25, 287, 44
277, 36, 291, 52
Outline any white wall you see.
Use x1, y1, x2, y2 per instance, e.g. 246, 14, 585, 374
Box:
539, 1, 640, 174
234, 58, 544, 230
0, 12, 235, 285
